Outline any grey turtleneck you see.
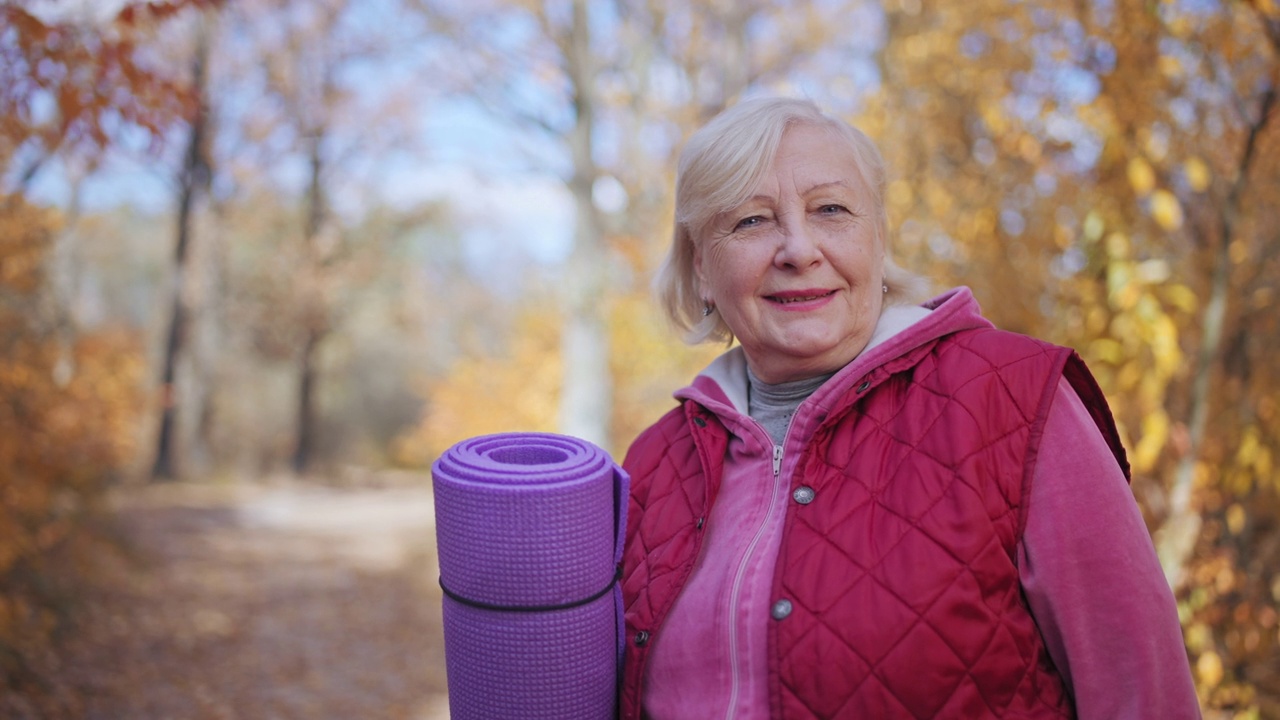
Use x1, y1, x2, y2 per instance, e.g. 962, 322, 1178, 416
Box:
746, 367, 834, 446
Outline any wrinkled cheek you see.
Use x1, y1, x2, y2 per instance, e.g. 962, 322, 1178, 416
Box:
853, 291, 881, 324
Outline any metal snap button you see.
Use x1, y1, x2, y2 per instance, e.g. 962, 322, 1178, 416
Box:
771, 599, 793, 620
792, 486, 815, 505
634, 630, 650, 646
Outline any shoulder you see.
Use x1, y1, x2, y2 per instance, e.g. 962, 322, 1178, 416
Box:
936, 328, 1130, 480
940, 327, 1068, 361
924, 327, 1075, 387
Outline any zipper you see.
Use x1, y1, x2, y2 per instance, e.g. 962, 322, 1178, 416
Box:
725, 433, 786, 720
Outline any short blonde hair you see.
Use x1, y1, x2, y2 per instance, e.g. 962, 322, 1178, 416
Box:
657, 96, 928, 344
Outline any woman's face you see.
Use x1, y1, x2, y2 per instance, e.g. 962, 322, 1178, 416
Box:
695, 122, 886, 384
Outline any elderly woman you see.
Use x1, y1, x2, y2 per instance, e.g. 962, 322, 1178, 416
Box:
619, 97, 1199, 719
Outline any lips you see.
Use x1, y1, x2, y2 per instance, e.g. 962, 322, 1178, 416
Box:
766, 289, 836, 304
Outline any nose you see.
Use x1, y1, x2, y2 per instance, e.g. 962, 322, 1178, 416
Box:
774, 216, 822, 269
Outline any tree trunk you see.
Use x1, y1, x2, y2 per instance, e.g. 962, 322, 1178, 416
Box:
292, 325, 321, 474
557, 0, 611, 449
192, 194, 229, 474
153, 15, 211, 481
1155, 86, 1277, 587
559, 214, 610, 448
292, 133, 328, 474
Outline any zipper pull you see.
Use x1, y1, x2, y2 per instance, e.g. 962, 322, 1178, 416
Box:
773, 445, 783, 477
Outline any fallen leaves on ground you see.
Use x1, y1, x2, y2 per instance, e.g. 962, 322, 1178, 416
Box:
1, 475, 451, 720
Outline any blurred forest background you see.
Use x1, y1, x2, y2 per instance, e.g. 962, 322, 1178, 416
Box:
1, 0, 1278, 716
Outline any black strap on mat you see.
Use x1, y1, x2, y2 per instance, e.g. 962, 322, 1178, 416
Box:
439, 566, 622, 613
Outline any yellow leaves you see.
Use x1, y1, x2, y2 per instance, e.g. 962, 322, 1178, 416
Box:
1105, 231, 1129, 259
1016, 135, 1040, 162
955, 209, 997, 244
1140, 127, 1170, 163
1085, 306, 1109, 336
887, 180, 913, 212
1127, 157, 1156, 197
1226, 504, 1246, 535
1158, 53, 1183, 79
1164, 14, 1194, 39
1236, 427, 1262, 468
1083, 211, 1105, 243
1234, 426, 1273, 488
1150, 189, 1184, 231
1150, 314, 1181, 376
1186, 623, 1214, 653
1088, 337, 1125, 364
1106, 260, 1139, 309
1120, 155, 1186, 231
394, 286, 721, 466
1229, 239, 1249, 265
1114, 359, 1144, 393
1161, 283, 1199, 313
393, 309, 563, 467
1052, 224, 1073, 250
980, 101, 1009, 136
1132, 409, 1169, 473
903, 35, 932, 62
924, 184, 954, 218
1184, 157, 1211, 191
1088, 228, 1189, 476
1197, 650, 1225, 689
609, 292, 719, 449
1133, 258, 1171, 284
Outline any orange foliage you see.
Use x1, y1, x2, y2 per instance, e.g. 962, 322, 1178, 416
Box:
393, 290, 721, 466
0, 4, 199, 170
0, 197, 144, 691
392, 308, 563, 467
609, 291, 723, 453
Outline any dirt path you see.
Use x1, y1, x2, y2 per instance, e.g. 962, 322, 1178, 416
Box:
28, 476, 452, 720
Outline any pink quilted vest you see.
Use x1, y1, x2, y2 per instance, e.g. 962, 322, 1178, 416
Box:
620, 328, 1128, 719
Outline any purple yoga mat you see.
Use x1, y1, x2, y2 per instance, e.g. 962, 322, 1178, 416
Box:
432, 432, 628, 720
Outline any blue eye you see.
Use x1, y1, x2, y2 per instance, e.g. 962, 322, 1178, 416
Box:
819, 204, 845, 214
735, 216, 763, 229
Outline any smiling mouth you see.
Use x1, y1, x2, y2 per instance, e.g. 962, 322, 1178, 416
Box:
768, 290, 835, 304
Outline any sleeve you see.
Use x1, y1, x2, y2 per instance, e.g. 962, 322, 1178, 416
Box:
1018, 378, 1202, 719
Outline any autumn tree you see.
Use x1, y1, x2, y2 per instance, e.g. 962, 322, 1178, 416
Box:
410, 0, 883, 449
0, 1, 203, 705
868, 0, 1280, 712
153, 7, 216, 480
215, 0, 433, 473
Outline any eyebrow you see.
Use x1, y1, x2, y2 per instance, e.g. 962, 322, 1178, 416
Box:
802, 180, 853, 194
744, 180, 852, 204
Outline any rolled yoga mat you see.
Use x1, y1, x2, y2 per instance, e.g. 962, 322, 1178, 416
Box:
432, 432, 628, 720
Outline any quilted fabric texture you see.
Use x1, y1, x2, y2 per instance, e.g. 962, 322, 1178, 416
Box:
621, 328, 1128, 719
